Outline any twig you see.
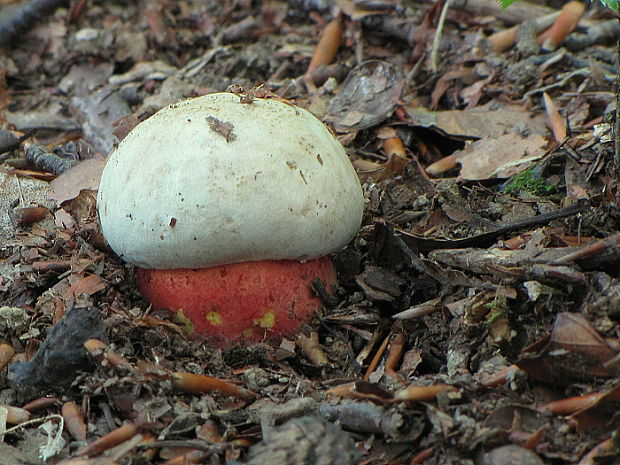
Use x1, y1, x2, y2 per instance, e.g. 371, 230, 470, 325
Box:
551, 232, 620, 265
396, 199, 590, 252
138, 439, 224, 452
429, 0, 452, 72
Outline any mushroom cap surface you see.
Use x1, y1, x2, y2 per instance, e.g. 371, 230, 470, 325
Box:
97, 92, 364, 269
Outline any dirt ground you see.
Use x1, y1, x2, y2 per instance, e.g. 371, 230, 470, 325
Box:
1, 0, 620, 464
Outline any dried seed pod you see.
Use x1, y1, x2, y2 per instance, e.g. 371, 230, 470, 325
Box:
0, 343, 15, 371
62, 401, 87, 441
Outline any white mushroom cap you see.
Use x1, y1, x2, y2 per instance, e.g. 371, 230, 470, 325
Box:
97, 92, 364, 269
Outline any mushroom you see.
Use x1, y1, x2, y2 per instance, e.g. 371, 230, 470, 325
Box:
97, 92, 364, 345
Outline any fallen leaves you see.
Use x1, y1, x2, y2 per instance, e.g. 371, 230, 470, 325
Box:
454, 132, 548, 180
1, 0, 620, 464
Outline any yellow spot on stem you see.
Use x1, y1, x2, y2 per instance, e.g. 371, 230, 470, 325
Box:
206, 311, 223, 326
254, 309, 276, 329
174, 309, 195, 334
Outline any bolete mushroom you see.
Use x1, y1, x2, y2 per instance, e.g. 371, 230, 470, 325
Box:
97, 92, 363, 345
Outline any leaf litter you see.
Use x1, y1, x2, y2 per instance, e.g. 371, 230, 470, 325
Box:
0, 0, 619, 464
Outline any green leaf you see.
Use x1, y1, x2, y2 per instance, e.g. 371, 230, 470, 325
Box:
497, 0, 519, 7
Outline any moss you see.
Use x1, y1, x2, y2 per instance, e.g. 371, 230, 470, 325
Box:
504, 167, 556, 196
485, 296, 509, 325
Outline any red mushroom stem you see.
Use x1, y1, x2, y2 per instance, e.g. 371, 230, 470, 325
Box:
136, 257, 337, 346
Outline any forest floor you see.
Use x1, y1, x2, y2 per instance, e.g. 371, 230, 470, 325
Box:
1, 0, 620, 464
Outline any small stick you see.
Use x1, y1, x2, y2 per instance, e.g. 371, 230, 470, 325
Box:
32, 260, 72, 273
356, 330, 382, 365
393, 297, 442, 320
25, 143, 78, 175
429, 0, 453, 72
325, 382, 356, 398
9, 205, 50, 228
552, 232, 620, 265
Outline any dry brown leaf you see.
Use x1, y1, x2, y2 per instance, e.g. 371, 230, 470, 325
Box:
49, 159, 106, 205
406, 102, 549, 139
455, 133, 548, 180
68, 274, 106, 298
550, 312, 616, 364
